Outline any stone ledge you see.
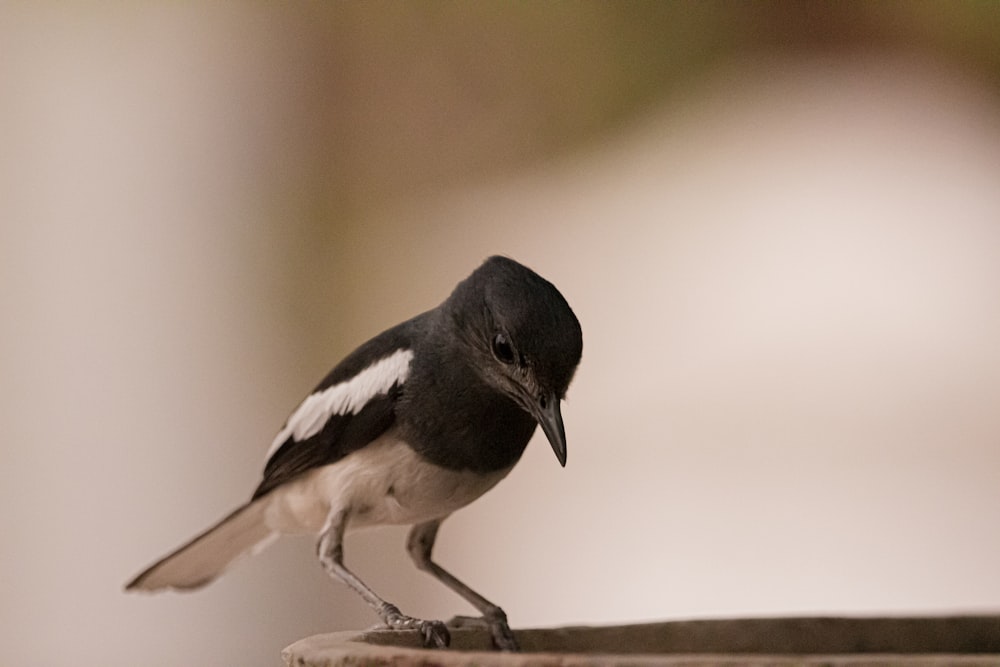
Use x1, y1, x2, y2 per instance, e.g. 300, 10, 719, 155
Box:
283, 616, 1000, 667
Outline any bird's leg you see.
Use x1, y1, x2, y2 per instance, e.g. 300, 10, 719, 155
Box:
317, 509, 450, 650
406, 518, 519, 652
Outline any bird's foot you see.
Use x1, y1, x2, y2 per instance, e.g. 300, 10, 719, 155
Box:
447, 610, 519, 651
488, 619, 519, 652
377, 603, 450, 649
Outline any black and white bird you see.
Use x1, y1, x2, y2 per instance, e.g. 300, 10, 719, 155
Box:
126, 256, 583, 651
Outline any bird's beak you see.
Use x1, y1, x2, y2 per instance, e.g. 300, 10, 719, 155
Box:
533, 392, 567, 467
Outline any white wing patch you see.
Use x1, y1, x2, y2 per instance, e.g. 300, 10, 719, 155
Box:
266, 348, 414, 461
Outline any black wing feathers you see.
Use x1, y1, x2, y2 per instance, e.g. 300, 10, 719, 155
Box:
252, 313, 428, 500
312, 313, 424, 392
253, 386, 401, 499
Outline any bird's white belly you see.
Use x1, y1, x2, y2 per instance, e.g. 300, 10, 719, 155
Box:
262, 434, 514, 534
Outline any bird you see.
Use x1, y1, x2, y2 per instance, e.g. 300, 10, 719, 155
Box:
125, 255, 583, 652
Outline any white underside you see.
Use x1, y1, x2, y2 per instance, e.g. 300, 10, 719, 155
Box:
128, 432, 512, 592
262, 433, 514, 534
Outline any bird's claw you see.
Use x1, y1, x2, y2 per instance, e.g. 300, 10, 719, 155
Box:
484, 608, 519, 652
419, 620, 451, 649
378, 603, 450, 649
445, 612, 519, 651
489, 620, 519, 652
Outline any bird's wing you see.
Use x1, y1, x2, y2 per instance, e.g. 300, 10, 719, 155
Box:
252, 315, 424, 499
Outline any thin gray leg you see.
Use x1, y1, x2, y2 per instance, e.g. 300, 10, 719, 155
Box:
406, 518, 519, 652
317, 509, 450, 649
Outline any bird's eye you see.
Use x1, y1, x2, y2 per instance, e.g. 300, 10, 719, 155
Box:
491, 333, 516, 364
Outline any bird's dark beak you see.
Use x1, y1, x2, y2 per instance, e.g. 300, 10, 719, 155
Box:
533, 392, 567, 467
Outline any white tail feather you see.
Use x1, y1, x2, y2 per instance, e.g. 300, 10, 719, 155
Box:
126, 499, 276, 592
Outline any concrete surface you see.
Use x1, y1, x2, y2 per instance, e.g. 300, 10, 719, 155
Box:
283, 616, 1000, 667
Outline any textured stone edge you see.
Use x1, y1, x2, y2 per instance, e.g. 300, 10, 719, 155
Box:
282, 618, 1000, 667
282, 634, 1000, 667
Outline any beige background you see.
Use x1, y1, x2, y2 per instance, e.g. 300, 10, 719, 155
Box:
2, 5, 1000, 667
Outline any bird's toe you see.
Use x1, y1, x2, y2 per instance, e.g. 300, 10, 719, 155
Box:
419, 620, 451, 649
489, 621, 519, 652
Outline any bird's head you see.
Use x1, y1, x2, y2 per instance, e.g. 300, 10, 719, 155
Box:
444, 256, 583, 466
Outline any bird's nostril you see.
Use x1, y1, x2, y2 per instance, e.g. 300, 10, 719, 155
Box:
538, 394, 547, 409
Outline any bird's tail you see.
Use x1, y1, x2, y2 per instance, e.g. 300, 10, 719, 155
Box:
125, 498, 277, 592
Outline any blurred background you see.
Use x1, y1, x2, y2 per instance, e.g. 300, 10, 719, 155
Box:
2, 2, 1000, 666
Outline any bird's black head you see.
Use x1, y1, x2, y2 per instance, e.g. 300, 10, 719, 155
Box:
443, 255, 583, 466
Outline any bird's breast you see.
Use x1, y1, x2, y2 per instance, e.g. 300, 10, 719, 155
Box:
398, 375, 538, 472
262, 433, 514, 534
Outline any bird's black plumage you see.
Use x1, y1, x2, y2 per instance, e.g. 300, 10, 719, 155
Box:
399, 339, 538, 472
126, 255, 583, 653
255, 315, 423, 499
259, 256, 582, 491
